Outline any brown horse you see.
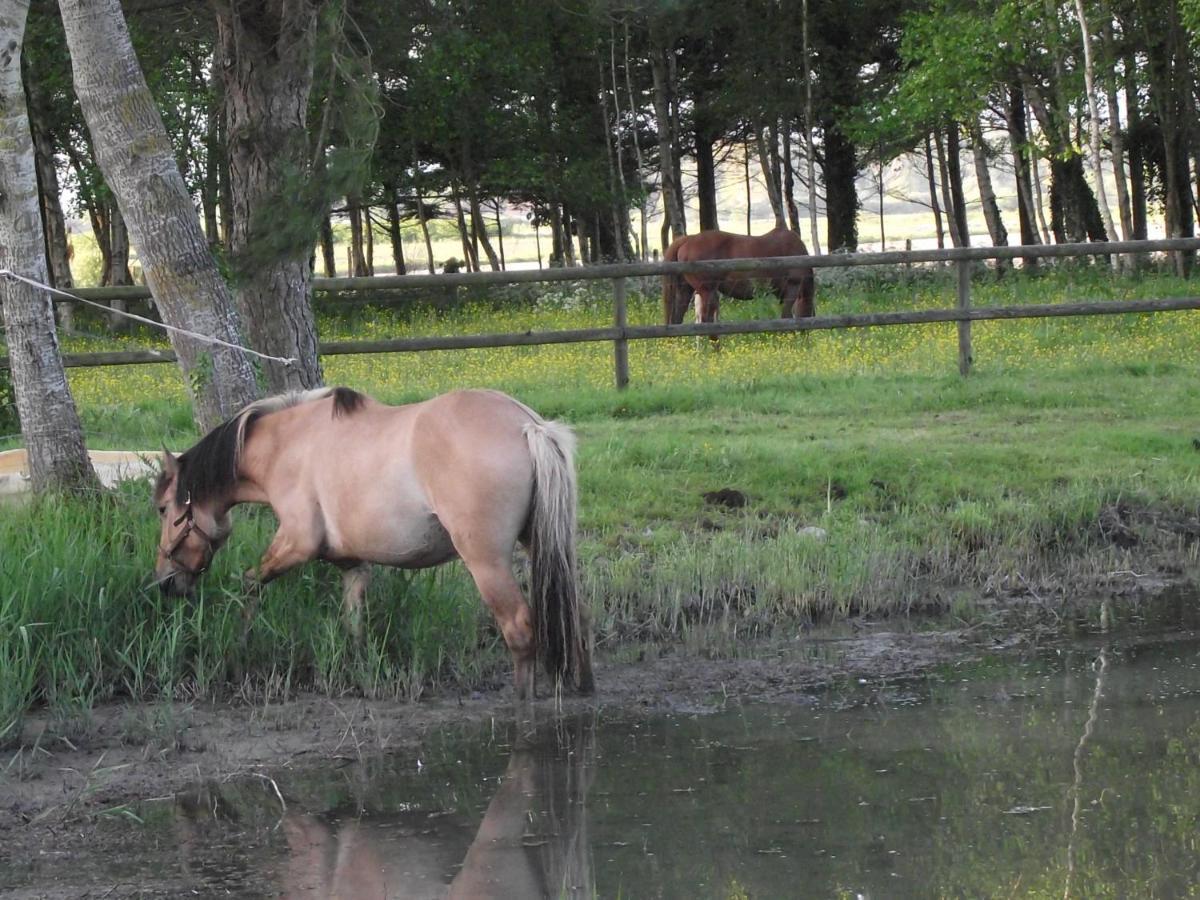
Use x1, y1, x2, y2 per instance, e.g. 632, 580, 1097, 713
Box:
152, 387, 593, 700
662, 226, 815, 326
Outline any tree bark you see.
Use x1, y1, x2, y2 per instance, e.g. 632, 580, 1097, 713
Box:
319, 215, 336, 276
801, 0, 821, 253
413, 169, 435, 274
213, 0, 323, 392
59, 0, 258, 432
968, 120, 1008, 263
1005, 83, 1041, 261
0, 0, 98, 493
1098, 14, 1131, 242
1074, 0, 1119, 262
25, 76, 73, 292
823, 122, 858, 251
387, 185, 406, 276
650, 44, 685, 242
695, 124, 719, 231
756, 123, 786, 230
623, 18, 648, 260
348, 200, 368, 276
782, 124, 801, 233
1123, 50, 1147, 240
945, 123, 970, 247
934, 128, 962, 247
923, 133, 945, 249
468, 189, 500, 270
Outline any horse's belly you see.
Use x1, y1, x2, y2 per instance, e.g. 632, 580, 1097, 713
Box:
326, 510, 457, 569
721, 276, 757, 299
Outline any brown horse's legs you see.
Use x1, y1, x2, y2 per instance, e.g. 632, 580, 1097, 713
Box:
465, 560, 536, 701
339, 564, 371, 641
670, 280, 694, 325
695, 287, 721, 346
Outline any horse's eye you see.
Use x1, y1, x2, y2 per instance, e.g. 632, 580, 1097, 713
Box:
157, 505, 167, 517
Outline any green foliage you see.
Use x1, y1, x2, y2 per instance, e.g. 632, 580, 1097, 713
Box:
0, 366, 17, 435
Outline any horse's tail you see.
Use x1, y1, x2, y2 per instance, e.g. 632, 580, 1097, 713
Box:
523, 417, 594, 694
662, 235, 686, 324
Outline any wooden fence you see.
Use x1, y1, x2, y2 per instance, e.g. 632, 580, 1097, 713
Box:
3, 237, 1199, 387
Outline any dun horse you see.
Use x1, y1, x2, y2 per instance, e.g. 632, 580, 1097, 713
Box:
662, 226, 815, 327
152, 387, 593, 699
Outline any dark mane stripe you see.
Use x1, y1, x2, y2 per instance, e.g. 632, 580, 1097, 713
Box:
174, 409, 265, 506
165, 387, 364, 504
331, 386, 365, 417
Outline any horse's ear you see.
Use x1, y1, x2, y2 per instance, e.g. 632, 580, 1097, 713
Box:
160, 446, 178, 476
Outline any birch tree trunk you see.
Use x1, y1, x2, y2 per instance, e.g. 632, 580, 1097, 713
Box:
1098, 14, 1131, 241
213, 0, 324, 393
1073, 0, 1119, 265
0, 0, 98, 493
58, 0, 258, 432
623, 18, 648, 260
801, 0, 821, 254
923, 133, 945, 249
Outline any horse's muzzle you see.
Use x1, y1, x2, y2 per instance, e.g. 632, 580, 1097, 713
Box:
158, 569, 197, 598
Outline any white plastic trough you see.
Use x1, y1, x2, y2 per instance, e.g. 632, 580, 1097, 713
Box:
0, 448, 157, 497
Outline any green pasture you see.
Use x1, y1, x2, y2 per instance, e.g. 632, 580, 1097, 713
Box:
2, 264, 1199, 740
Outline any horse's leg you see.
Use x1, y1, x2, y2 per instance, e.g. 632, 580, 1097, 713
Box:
339, 563, 371, 642
779, 281, 800, 319
462, 558, 536, 701
671, 279, 694, 325
240, 528, 320, 636
694, 286, 720, 348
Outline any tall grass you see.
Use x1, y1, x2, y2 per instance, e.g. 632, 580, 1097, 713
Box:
2, 265, 1200, 725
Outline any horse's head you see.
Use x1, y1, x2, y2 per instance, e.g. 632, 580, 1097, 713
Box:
153, 450, 230, 596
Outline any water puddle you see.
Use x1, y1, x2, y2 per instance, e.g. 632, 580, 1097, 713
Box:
6, 610, 1200, 897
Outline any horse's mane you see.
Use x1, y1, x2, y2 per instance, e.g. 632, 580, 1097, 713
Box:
159, 386, 366, 504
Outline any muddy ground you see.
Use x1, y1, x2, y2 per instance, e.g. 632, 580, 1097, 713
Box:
0, 570, 1188, 887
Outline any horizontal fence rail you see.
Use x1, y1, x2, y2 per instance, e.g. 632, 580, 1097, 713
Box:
3, 238, 1199, 384
12, 295, 1199, 370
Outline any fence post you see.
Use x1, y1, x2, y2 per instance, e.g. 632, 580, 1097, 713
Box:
956, 259, 973, 376
613, 275, 630, 389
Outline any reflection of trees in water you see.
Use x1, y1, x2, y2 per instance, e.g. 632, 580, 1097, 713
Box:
172, 714, 596, 899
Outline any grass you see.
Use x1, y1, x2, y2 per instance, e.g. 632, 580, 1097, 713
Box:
2, 263, 1200, 734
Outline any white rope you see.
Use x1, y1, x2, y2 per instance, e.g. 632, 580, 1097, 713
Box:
0, 269, 298, 366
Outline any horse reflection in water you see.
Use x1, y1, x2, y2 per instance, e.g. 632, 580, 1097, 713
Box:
173, 717, 596, 899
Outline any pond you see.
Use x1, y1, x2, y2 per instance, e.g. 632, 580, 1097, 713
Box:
4, 606, 1200, 898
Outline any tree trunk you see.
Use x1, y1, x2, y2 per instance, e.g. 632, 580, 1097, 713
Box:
213, 0, 323, 393
468, 189, 500, 270
0, 0, 98, 493
968, 120, 1008, 263
492, 200, 506, 270
695, 125, 719, 231
202, 56, 223, 248
823, 122, 858, 252
453, 187, 477, 272
801, 0, 821, 254
364, 205, 376, 276
923, 133, 945, 249
1098, 14, 1131, 242
756, 124, 786, 229
650, 44, 686, 242
387, 185, 406, 276
934, 128, 962, 247
623, 18, 649, 260
1005, 83, 1041, 262
945, 123, 970, 246
59, 0, 258, 431
348, 201, 368, 276
25, 78, 73, 293
744, 139, 753, 233
1074, 0, 1119, 264
413, 172, 435, 274
107, 204, 132, 330
604, 27, 630, 259
782, 124, 801, 233
1050, 155, 1107, 243
1124, 50, 1147, 240
319, 216, 336, 276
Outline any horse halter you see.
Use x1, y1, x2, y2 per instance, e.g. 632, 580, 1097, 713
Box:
161, 493, 216, 577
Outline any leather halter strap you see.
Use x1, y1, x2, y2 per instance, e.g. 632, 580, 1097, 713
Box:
161, 495, 215, 576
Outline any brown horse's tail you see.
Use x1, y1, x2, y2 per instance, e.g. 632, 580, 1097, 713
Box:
523, 418, 594, 694
662, 236, 686, 325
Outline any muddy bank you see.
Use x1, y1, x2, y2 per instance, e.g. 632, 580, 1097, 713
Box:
2, 571, 1186, 844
